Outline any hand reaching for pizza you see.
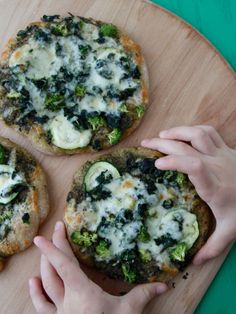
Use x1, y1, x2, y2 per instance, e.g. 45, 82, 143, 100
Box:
29, 222, 167, 314
142, 125, 236, 265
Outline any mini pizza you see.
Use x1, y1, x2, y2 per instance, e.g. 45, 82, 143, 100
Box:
0, 15, 148, 155
64, 148, 213, 284
0, 137, 49, 271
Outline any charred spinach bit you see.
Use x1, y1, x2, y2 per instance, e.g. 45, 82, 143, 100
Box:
88, 116, 105, 130
139, 249, 152, 263
96, 239, 111, 258
154, 233, 177, 250
138, 225, 150, 242
173, 213, 184, 232
45, 94, 65, 111
16, 25, 36, 39
121, 263, 137, 283
87, 185, 111, 201
22, 212, 30, 224
118, 88, 136, 101
91, 139, 102, 151
96, 170, 113, 185
0, 145, 5, 164
79, 44, 91, 59
137, 158, 155, 174
34, 28, 52, 43
135, 105, 145, 118
95, 60, 113, 79
120, 113, 132, 131
34, 115, 49, 124
120, 249, 136, 263
169, 243, 187, 262
107, 128, 122, 145
55, 42, 63, 56
45, 130, 53, 144
71, 230, 97, 247
41, 15, 60, 22
162, 199, 174, 209
106, 114, 120, 128
137, 203, 148, 217
100, 23, 118, 38
75, 85, 86, 98
31, 79, 48, 89
131, 66, 141, 79
73, 110, 90, 130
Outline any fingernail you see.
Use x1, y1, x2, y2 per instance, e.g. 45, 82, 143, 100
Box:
155, 159, 164, 167
28, 278, 33, 288
156, 283, 168, 294
55, 221, 63, 231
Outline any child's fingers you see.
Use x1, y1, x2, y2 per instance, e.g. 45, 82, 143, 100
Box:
52, 221, 77, 261
141, 138, 197, 156
193, 224, 234, 265
29, 277, 56, 314
34, 236, 89, 292
158, 126, 217, 155
155, 155, 217, 200
194, 125, 226, 148
124, 282, 167, 312
40, 255, 64, 306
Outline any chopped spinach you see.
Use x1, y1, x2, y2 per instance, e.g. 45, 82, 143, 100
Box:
22, 212, 30, 224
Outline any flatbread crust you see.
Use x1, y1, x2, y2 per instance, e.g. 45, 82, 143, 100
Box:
0, 17, 149, 155
64, 147, 213, 283
0, 136, 49, 270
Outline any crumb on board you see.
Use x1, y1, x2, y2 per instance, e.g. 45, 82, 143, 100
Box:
182, 272, 189, 280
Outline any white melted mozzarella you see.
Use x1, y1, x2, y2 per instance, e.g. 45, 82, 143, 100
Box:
49, 114, 92, 149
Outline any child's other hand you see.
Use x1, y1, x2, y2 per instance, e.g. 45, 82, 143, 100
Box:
142, 125, 236, 265
29, 222, 167, 314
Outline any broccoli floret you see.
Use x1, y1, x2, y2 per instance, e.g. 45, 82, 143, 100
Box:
121, 264, 137, 283
75, 85, 87, 98
71, 230, 97, 247
139, 249, 152, 263
88, 116, 105, 130
176, 172, 187, 188
138, 225, 150, 242
100, 23, 118, 37
163, 170, 176, 182
0, 144, 5, 164
135, 105, 145, 118
45, 94, 65, 111
120, 103, 129, 113
51, 22, 70, 36
107, 128, 122, 145
96, 240, 111, 258
169, 243, 188, 262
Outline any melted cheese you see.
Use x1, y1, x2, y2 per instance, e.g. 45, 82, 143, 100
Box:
50, 114, 92, 149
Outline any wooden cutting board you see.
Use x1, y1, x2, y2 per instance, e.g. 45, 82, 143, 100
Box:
0, 0, 236, 313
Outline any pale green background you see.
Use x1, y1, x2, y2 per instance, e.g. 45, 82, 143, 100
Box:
151, 1, 236, 313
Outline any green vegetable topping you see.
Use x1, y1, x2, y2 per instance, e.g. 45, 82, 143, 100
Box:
75, 85, 87, 98
169, 243, 188, 262
0, 145, 5, 164
96, 240, 111, 258
139, 249, 152, 263
138, 225, 150, 242
100, 23, 118, 37
135, 105, 145, 118
120, 103, 129, 113
51, 22, 70, 36
6, 90, 21, 99
107, 128, 122, 145
45, 94, 65, 111
79, 44, 91, 58
121, 264, 137, 283
0, 210, 13, 223
22, 213, 30, 224
88, 116, 105, 130
176, 172, 187, 188
71, 230, 97, 247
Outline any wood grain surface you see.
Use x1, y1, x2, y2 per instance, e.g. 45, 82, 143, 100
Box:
0, 1, 236, 313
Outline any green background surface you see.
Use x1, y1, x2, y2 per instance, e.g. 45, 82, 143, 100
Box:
150, 1, 236, 313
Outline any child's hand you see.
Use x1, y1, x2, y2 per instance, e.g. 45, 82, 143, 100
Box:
142, 125, 236, 265
29, 222, 167, 314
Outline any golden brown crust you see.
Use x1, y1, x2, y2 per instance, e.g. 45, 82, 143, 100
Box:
0, 18, 149, 156
0, 136, 49, 270
64, 147, 214, 283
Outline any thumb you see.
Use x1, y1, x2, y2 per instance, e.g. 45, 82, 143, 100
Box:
193, 225, 234, 265
124, 282, 167, 311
